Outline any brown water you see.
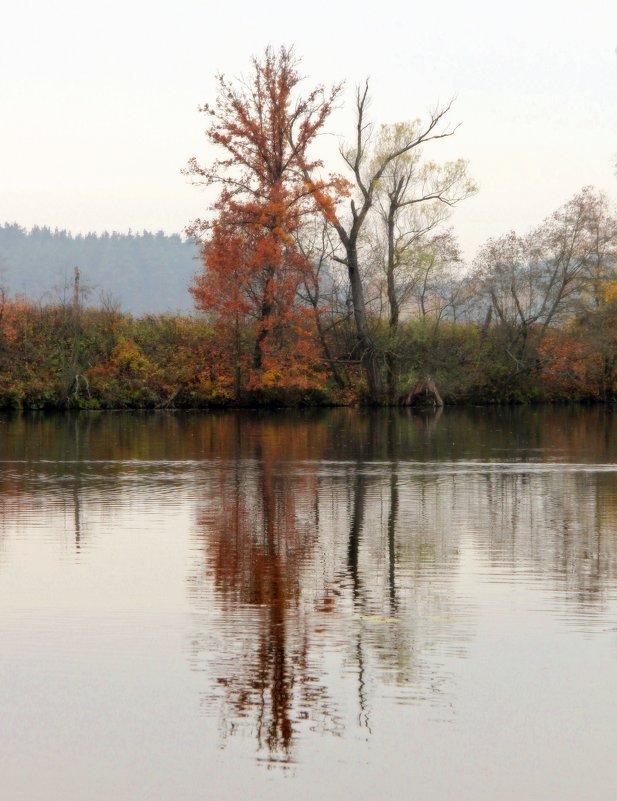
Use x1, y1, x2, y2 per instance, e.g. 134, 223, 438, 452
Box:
1, 407, 617, 800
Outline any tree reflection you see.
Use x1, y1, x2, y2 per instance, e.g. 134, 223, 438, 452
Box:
189, 411, 473, 760
474, 468, 617, 612
186, 407, 617, 764
2, 407, 617, 761
189, 415, 338, 761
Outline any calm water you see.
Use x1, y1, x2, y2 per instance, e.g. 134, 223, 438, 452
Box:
1, 407, 617, 800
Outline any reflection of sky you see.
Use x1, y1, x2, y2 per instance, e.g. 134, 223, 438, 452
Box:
1, 410, 617, 799
0, 495, 193, 620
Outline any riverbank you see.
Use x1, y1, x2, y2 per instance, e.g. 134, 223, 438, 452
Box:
0, 300, 615, 410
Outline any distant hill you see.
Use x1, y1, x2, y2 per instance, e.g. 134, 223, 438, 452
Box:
0, 224, 202, 315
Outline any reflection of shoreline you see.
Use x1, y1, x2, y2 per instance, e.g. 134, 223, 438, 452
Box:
184, 410, 617, 762
2, 408, 617, 764
187, 412, 474, 762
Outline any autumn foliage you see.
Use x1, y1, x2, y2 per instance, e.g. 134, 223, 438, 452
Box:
0, 292, 616, 409
2, 50, 617, 409
191, 210, 325, 397
185, 46, 344, 399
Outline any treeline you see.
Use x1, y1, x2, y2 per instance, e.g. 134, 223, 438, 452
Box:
181, 47, 617, 407
0, 224, 199, 314
0, 285, 615, 410
1, 46, 616, 409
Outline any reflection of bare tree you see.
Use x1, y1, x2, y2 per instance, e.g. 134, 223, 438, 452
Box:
71, 415, 83, 551
346, 466, 371, 730
472, 469, 617, 613
0, 414, 88, 552
386, 412, 400, 617
346, 469, 366, 607
189, 411, 476, 762
72, 482, 82, 550
3, 407, 617, 763
334, 411, 471, 705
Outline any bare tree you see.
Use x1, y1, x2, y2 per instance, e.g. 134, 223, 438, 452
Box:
295, 217, 350, 389
363, 123, 475, 401
472, 187, 617, 382
326, 85, 461, 402
558, 187, 617, 314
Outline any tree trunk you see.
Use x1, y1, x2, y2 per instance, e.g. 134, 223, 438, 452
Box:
385, 205, 399, 405
253, 282, 273, 371
65, 266, 83, 405
385, 351, 398, 405
401, 375, 444, 407
347, 252, 381, 402
314, 313, 346, 389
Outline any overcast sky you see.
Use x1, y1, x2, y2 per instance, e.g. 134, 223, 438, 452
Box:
1, 0, 616, 259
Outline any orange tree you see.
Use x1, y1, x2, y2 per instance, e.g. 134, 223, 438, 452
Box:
185, 47, 344, 400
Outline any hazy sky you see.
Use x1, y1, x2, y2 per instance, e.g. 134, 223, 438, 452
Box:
1, 0, 616, 258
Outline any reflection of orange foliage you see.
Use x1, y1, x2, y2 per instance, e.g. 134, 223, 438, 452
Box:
192, 415, 334, 758
202, 421, 319, 607
314, 593, 338, 614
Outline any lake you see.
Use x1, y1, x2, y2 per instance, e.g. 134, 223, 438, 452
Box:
1, 407, 617, 800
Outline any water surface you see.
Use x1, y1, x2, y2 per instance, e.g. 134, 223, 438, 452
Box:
1, 407, 617, 800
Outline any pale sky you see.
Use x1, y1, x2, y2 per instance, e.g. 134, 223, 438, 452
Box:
1, 0, 616, 259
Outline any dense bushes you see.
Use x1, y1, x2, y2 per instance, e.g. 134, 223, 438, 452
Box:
0, 294, 615, 409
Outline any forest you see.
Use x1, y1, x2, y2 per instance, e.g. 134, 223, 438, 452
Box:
0, 225, 197, 314
1, 46, 616, 410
